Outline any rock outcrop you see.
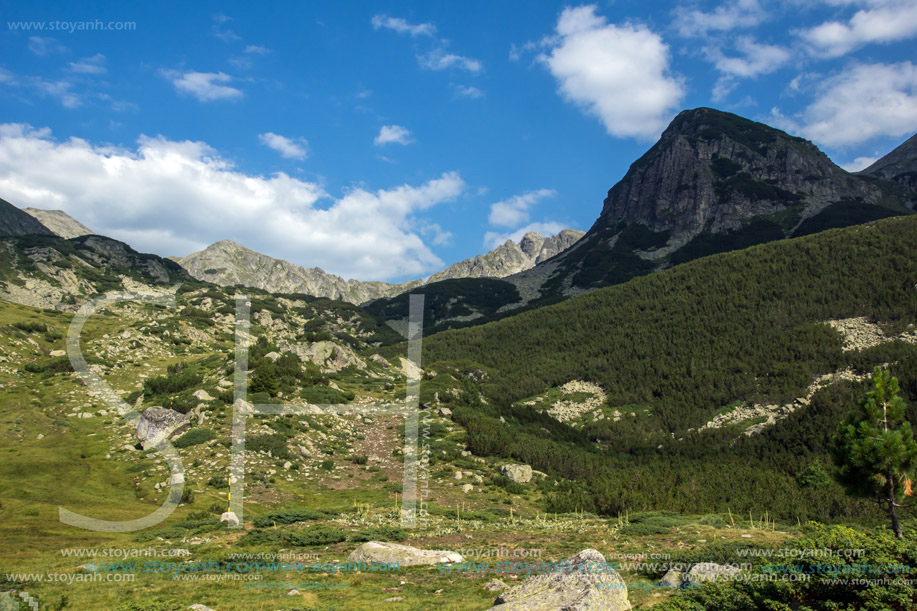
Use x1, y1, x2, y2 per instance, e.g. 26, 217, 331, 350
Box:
0, 233, 187, 311
278, 339, 365, 373
683, 562, 742, 584
487, 549, 631, 611
500, 464, 533, 484
173, 240, 421, 305
134, 407, 190, 449
347, 542, 463, 567
657, 568, 684, 588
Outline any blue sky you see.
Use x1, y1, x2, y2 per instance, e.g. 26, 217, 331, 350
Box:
1, 1, 916, 282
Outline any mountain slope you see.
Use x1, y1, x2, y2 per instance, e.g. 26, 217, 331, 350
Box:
372, 108, 915, 330
535, 107, 913, 295
404, 214, 917, 518
22, 208, 94, 239
860, 132, 917, 193
0, 233, 190, 310
0, 197, 55, 238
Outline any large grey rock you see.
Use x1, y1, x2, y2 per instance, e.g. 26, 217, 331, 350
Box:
500, 464, 533, 484
657, 568, 684, 588
219, 512, 239, 527
347, 542, 463, 567
278, 339, 365, 373
487, 549, 631, 611
134, 407, 189, 449
684, 562, 742, 584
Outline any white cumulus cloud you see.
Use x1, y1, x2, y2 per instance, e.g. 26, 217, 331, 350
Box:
708, 37, 791, 78
800, 0, 917, 57
374, 125, 413, 146
771, 61, 917, 147
454, 85, 484, 99
162, 70, 243, 102
258, 132, 308, 160
706, 37, 792, 102
0, 124, 465, 280
539, 5, 685, 140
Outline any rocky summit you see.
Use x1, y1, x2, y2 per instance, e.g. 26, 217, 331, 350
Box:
537, 107, 915, 293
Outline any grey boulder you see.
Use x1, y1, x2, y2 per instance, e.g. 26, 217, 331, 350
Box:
347, 542, 462, 567
487, 549, 631, 610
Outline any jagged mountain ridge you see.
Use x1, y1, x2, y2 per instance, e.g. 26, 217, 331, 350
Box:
0, 197, 55, 238
174, 229, 583, 305
427, 229, 584, 283
22, 208, 94, 239
173, 240, 423, 305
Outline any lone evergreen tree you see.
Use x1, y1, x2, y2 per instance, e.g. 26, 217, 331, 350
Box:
833, 367, 917, 538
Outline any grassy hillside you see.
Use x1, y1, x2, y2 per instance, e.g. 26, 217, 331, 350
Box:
2, 220, 917, 609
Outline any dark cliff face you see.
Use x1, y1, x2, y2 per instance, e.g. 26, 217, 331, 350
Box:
526, 108, 914, 297
599, 108, 889, 238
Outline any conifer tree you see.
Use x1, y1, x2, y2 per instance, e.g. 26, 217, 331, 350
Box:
833, 367, 917, 538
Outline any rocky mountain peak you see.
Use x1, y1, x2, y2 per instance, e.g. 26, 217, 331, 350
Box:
519, 232, 546, 258
598, 107, 869, 237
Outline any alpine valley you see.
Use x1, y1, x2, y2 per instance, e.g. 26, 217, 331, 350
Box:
2, 108, 917, 611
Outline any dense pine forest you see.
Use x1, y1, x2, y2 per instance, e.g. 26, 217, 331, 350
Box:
390, 216, 917, 523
